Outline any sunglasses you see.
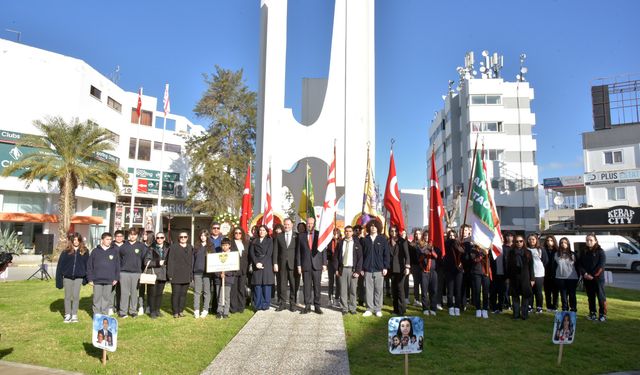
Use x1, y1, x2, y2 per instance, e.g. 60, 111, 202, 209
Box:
179, 236, 188, 239
212, 227, 220, 230
156, 236, 165, 239
515, 240, 524, 243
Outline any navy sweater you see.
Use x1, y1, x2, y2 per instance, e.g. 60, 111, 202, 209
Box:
55, 249, 89, 289
119, 241, 147, 273
87, 245, 121, 284
362, 235, 391, 272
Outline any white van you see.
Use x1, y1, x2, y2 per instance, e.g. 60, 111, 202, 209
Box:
551, 235, 640, 272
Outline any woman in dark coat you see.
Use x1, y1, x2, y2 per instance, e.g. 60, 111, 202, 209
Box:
230, 227, 251, 313
144, 232, 169, 319
507, 235, 535, 320
249, 225, 275, 311
578, 233, 607, 321
166, 230, 194, 318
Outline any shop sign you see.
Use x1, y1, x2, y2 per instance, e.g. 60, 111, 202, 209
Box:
575, 205, 639, 226
584, 169, 640, 185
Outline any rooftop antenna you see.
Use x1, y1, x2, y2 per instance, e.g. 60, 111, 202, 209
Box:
5, 29, 21, 42
516, 53, 528, 82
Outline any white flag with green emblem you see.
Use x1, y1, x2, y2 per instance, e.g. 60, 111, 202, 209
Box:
469, 150, 496, 250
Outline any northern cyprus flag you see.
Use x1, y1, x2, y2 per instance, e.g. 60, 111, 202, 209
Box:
469, 149, 499, 253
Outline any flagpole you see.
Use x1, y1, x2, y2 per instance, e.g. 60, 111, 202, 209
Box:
155, 85, 169, 234
129, 87, 143, 229
461, 134, 480, 232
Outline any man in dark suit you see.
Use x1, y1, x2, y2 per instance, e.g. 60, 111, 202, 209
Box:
296, 216, 326, 314
334, 225, 363, 315
389, 225, 411, 315
273, 218, 300, 312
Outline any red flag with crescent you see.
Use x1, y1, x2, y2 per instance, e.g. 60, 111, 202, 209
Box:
429, 150, 446, 256
384, 150, 405, 232
240, 163, 252, 233
263, 166, 273, 230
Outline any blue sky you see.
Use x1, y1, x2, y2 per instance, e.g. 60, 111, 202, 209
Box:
2, 0, 639, 191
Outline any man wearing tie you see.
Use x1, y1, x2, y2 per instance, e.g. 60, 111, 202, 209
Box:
296, 216, 326, 314
273, 218, 300, 312
334, 226, 363, 315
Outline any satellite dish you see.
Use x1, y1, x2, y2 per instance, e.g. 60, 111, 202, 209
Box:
482, 50, 489, 57
441, 95, 447, 100
553, 195, 565, 206
472, 70, 477, 76
516, 74, 521, 80
480, 66, 487, 73
520, 67, 528, 74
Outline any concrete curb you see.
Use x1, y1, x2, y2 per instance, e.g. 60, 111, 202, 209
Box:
0, 360, 84, 375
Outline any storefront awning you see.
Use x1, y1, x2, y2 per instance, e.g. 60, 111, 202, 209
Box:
0, 213, 104, 224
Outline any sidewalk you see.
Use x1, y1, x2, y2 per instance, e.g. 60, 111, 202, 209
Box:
201, 306, 350, 375
0, 361, 82, 375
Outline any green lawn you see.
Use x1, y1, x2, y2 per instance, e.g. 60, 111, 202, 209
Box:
0, 281, 253, 374
344, 287, 640, 375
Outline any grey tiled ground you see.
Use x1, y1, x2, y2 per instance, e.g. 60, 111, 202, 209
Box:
201, 308, 350, 375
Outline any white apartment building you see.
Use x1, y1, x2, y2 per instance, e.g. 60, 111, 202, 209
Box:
0, 38, 206, 249
576, 78, 640, 236
428, 51, 539, 234
399, 188, 428, 233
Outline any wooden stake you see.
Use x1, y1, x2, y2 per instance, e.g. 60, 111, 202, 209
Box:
102, 349, 107, 366
557, 343, 563, 365
404, 353, 409, 375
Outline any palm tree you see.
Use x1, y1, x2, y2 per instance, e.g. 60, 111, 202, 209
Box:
2, 117, 127, 256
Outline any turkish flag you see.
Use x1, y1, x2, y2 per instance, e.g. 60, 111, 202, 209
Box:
137, 178, 148, 193
136, 88, 143, 117
429, 151, 446, 256
384, 150, 404, 232
240, 164, 252, 233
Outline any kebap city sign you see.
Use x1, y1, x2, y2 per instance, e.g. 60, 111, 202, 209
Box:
575, 206, 639, 226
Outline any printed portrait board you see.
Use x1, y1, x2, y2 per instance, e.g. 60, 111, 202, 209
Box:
92, 314, 118, 352
388, 316, 424, 354
552, 311, 576, 345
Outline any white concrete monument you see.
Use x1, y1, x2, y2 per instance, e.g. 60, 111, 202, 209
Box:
255, 0, 375, 224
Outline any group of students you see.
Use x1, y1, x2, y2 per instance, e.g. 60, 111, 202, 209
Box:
55, 219, 608, 323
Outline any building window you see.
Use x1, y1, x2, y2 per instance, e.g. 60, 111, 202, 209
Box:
469, 149, 503, 161
129, 138, 151, 161
107, 97, 122, 113
105, 129, 119, 144
607, 187, 626, 201
155, 117, 177, 131
90, 86, 102, 100
153, 142, 182, 154
92, 201, 109, 219
470, 95, 501, 105
441, 119, 446, 130
2, 192, 46, 213
603, 150, 623, 164
131, 108, 153, 126
471, 121, 503, 132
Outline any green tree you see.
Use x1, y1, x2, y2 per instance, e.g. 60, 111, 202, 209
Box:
2, 117, 127, 256
186, 66, 256, 215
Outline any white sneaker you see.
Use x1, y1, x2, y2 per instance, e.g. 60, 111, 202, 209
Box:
423, 310, 430, 315
138, 307, 144, 316
363, 310, 373, 317
430, 310, 437, 316
413, 300, 422, 307
375, 311, 383, 317
404, 299, 410, 305
482, 310, 489, 319
200, 310, 208, 318
448, 307, 455, 316
476, 310, 482, 318
63, 314, 71, 323
70, 315, 78, 323
454, 308, 461, 316
436, 304, 443, 311
194, 310, 200, 319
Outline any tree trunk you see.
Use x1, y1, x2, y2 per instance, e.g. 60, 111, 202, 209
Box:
55, 176, 77, 259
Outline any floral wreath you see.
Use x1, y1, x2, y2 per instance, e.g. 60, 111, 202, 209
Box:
213, 213, 240, 236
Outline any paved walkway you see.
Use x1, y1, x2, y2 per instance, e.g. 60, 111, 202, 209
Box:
0, 361, 82, 375
202, 307, 350, 375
